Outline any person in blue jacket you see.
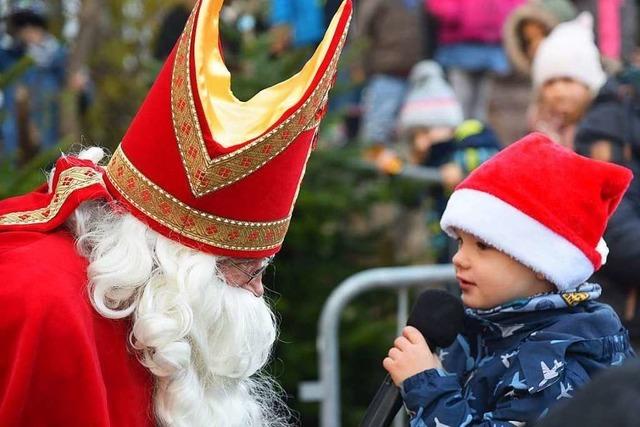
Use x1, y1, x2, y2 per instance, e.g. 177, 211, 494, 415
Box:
384, 133, 635, 426
0, 0, 68, 158
269, 0, 325, 55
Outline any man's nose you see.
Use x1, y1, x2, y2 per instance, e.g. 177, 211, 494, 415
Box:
242, 277, 264, 297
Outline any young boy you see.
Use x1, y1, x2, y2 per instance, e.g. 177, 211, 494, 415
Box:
370, 60, 465, 174
393, 61, 500, 185
384, 132, 635, 426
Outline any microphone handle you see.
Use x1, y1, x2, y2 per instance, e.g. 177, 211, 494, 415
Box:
360, 374, 404, 427
361, 338, 437, 427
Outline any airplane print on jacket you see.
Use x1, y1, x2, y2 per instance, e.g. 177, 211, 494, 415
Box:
398, 285, 633, 427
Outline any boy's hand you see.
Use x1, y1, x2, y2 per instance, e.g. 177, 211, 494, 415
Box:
363, 146, 403, 175
383, 326, 442, 386
440, 163, 463, 190
375, 149, 403, 175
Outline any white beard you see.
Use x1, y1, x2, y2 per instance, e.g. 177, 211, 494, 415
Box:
69, 201, 291, 427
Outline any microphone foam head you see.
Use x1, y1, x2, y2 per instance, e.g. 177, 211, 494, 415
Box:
407, 289, 465, 349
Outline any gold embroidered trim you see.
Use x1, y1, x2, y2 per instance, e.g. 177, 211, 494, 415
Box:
0, 167, 102, 226
171, 7, 350, 197
561, 291, 590, 307
106, 147, 291, 251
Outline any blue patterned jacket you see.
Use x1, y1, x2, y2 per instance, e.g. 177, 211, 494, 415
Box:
401, 284, 634, 426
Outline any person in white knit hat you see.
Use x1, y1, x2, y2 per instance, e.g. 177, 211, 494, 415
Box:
397, 60, 465, 165
529, 12, 606, 149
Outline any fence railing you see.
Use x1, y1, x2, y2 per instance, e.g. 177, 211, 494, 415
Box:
299, 264, 457, 427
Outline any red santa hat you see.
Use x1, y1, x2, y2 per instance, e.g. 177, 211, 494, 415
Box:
440, 133, 633, 291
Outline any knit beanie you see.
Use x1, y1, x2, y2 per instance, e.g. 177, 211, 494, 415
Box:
440, 132, 633, 291
397, 60, 464, 134
532, 12, 606, 94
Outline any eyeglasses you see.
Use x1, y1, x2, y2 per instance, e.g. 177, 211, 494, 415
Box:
218, 256, 275, 288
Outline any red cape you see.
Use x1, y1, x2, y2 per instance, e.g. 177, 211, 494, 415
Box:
0, 229, 154, 426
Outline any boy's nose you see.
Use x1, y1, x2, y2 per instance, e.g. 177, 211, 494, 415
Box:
452, 249, 469, 269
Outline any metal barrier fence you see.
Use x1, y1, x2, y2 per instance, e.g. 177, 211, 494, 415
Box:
299, 264, 457, 427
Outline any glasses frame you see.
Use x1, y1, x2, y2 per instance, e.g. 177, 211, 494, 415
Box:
220, 255, 275, 288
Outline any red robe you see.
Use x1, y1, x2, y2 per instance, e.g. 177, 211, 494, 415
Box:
0, 228, 155, 426
0, 155, 155, 425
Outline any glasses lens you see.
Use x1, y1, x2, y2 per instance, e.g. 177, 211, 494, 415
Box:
220, 256, 275, 288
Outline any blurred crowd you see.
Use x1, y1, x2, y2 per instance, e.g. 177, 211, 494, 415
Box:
263, 0, 640, 345
0, 0, 91, 165
368, 0, 640, 345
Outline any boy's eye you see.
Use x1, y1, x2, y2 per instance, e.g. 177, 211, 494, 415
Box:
476, 241, 492, 250
456, 237, 463, 247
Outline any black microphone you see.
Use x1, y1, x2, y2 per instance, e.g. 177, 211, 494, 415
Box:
360, 289, 465, 427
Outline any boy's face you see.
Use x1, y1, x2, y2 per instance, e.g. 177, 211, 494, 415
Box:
411, 127, 455, 163
16, 25, 46, 45
538, 77, 592, 127
452, 230, 554, 309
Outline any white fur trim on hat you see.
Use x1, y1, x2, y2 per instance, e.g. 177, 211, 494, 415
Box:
440, 188, 595, 291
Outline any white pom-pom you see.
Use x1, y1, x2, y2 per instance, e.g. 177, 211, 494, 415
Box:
596, 238, 609, 266
78, 147, 106, 164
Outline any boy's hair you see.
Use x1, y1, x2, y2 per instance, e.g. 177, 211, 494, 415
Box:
6, 0, 48, 30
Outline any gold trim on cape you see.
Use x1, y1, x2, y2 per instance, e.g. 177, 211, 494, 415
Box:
106, 147, 291, 251
171, 3, 350, 197
0, 167, 103, 226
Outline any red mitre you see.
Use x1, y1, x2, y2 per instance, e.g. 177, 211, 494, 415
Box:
104, 0, 352, 258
